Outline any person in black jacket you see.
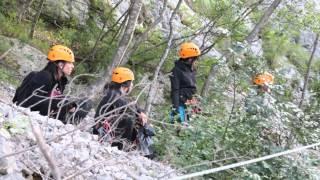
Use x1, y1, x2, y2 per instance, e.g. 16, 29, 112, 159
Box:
13, 45, 92, 124
93, 67, 149, 151
170, 42, 201, 126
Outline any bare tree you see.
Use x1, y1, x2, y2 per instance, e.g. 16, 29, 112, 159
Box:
76, 3, 128, 67
200, 0, 266, 97
85, 0, 124, 61
0, 48, 13, 60
89, 0, 143, 97
17, 0, 34, 22
245, 0, 281, 43
144, 0, 183, 115
299, 33, 319, 108
201, 63, 219, 97
29, 0, 45, 39
120, 0, 168, 65
31, 122, 61, 180
221, 55, 237, 144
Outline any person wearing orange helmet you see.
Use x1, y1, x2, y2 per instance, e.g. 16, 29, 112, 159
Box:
253, 72, 274, 93
170, 42, 201, 126
13, 45, 92, 123
94, 67, 153, 155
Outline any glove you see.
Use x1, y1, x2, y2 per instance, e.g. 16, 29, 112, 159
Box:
192, 106, 202, 114
143, 124, 155, 136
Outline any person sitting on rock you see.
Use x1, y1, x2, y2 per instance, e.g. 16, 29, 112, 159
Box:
169, 42, 201, 126
93, 67, 152, 153
12, 45, 92, 124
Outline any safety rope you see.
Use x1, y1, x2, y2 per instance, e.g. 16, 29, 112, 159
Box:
171, 142, 320, 180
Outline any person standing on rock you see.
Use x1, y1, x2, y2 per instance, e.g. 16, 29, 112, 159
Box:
93, 67, 153, 154
169, 42, 201, 126
12, 45, 92, 124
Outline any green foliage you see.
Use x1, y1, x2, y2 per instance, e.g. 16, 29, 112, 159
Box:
0, 0, 18, 17
178, 3, 202, 29
0, 37, 11, 54
261, 28, 309, 71
193, 0, 237, 25
154, 84, 320, 178
3, 115, 30, 134
0, 13, 29, 41
153, 45, 320, 178
0, 66, 19, 86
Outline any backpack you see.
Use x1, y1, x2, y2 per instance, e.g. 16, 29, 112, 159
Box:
13, 71, 37, 105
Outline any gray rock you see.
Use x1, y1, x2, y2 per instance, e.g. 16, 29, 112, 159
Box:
0, 101, 178, 179
43, 0, 90, 25
96, 174, 113, 180
299, 31, 320, 58
0, 35, 47, 78
0, 137, 17, 175
113, 172, 127, 179
0, 172, 25, 180
140, 174, 153, 180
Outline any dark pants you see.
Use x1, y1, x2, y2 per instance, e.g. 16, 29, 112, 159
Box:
111, 118, 137, 150
54, 98, 93, 124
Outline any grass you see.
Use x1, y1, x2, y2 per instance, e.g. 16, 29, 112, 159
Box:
0, 65, 19, 86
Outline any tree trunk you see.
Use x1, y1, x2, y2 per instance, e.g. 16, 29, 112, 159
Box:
77, 4, 128, 67
200, 0, 265, 96
299, 33, 319, 108
29, 0, 45, 39
120, 0, 168, 65
17, 0, 34, 22
144, 0, 183, 115
201, 63, 219, 97
245, 0, 281, 43
89, 0, 142, 97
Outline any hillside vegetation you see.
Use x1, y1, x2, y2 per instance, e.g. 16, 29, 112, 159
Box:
1, 0, 320, 179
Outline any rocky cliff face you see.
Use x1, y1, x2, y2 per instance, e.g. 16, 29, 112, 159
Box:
42, 0, 90, 25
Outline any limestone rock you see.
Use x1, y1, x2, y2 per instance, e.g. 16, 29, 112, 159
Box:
43, 0, 90, 25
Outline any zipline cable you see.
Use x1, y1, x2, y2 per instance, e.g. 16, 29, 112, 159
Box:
171, 142, 320, 180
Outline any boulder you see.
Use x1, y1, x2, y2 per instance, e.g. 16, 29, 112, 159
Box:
0, 172, 24, 180
0, 35, 46, 78
0, 136, 17, 175
42, 0, 90, 25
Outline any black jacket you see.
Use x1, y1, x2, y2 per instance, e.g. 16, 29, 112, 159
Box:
95, 88, 143, 121
13, 70, 68, 116
94, 88, 143, 149
170, 60, 197, 109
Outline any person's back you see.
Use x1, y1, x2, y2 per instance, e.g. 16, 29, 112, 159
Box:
171, 60, 197, 104
94, 86, 137, 146
93, 67, 151, 152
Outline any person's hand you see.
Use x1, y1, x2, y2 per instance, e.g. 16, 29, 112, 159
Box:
69, 107, 76, 112
185, 97, 198, 105
139, 112, 148, 125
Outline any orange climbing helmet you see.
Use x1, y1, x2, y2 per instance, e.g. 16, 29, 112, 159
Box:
178, 42, 201, 59
47, 45, 75, 63
112, 67, 135, 83
253, 72, 274, 86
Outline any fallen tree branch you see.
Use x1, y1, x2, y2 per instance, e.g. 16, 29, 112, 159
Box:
30, 122, 61, 180
0, 48, 13, 60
